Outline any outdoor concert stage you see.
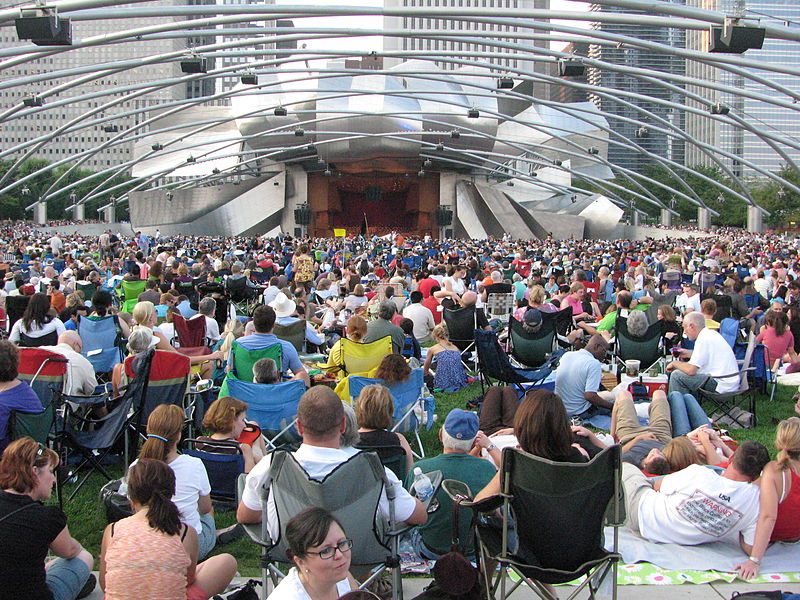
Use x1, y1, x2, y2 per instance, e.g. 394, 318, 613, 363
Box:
308, 171, 439, 238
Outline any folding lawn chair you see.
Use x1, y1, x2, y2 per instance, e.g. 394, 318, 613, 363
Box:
226, 376, 305, 450
173, 313, 212, 357
273, 320, 306, 354
475, 329, 561, 397
5, 295, 30, 332
77, 315, 123, 376
508, 315, 556, 368
125, 348, 191, 426
614, 317, 664, 373
349, 368, 434, 459
118, 280, 146, 313
241, 450, 406, 600
183, 438, 244, 510
485, 292, 515, 324
218, 341, 283, 396
444, 445, 622, 600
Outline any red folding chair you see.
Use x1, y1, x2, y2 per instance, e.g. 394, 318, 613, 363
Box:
173, 313, 211, 357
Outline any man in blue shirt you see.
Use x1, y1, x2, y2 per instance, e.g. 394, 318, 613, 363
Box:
228, 305, 310, 387
554, 334, 612, 418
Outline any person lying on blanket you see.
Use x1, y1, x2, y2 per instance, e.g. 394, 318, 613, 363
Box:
620, 441, 770, 558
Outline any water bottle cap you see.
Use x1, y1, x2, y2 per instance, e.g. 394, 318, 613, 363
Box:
413, 467, 422, 475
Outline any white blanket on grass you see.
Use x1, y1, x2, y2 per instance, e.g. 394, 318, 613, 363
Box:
605, 527, 800, 573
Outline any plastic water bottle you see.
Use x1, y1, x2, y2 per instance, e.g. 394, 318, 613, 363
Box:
412, 467, 434, 502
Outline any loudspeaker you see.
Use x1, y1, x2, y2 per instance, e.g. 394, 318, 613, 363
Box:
180, 57, 207, 73
709, 25, 765, 53
444, 228, 453, 238
15, 16, 72, 46
557, 60, 584, 77
294, 205, 311, 225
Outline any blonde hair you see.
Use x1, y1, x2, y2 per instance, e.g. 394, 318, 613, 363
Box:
355, 384, 394, 430
664, 436, 702, 472
528, 285, 546, 305
219, 318, 245, 355
431, 323, 449, 342
132, 300, 156, 326
569, 281, 585, 294
776, 417, 800, 469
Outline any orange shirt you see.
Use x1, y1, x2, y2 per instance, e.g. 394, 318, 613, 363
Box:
49, 291, 66, 313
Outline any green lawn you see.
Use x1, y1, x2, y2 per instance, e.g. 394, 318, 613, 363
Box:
61, 381, 797, 576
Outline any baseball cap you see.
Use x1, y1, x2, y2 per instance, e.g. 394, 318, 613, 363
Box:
523, 308, 543, 331
444, 409, 479, 440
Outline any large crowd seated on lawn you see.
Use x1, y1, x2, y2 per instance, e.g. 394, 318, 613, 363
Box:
0, 224, 799, 600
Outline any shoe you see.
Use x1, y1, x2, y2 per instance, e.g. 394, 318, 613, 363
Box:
76, 573, 96, 600
217, 523, 244, 545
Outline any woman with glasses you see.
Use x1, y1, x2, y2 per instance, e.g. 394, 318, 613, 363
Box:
269, 507, 357, 600
0, 436, 95, 600
100, 458, 236, 600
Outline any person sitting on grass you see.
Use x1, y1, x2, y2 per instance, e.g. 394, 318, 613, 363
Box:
423, 323, 468, 392
100, 459, 236, 600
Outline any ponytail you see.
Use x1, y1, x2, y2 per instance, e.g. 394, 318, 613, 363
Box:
139, 404, 183, 461
146, 487, 182, 536
127, 459, 182, 536
139, 433, 170, 461
775, 418, 800, 470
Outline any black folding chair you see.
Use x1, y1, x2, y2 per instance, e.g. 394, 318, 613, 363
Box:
615, 317, 664, 373
444, 445, 623, 600
442, 305, 479, 371
475, 329, 561, 397
508, 316, 556, 368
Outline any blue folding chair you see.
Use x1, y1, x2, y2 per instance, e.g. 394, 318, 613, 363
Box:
349, 368, 434, 458
183, 439, 244, 509
78, 315, 123, 374
226, 376, 305, 450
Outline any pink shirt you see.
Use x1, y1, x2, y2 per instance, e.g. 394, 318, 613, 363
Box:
757, 327, 794, 364
565, 294, 586, 317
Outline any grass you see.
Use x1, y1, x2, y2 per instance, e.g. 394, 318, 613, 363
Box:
60, 381, 797, 576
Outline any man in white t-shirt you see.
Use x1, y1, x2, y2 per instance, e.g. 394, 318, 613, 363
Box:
237, 386, 427, 540
675, 283, 702, 315
621, 441, 769, 554
667, 311, 739, 396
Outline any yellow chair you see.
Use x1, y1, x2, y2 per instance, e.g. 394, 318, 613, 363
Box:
322, 336, 392, 402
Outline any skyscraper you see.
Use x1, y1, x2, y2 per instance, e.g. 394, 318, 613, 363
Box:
587, 1, 686, 174
382, 0, 550, 97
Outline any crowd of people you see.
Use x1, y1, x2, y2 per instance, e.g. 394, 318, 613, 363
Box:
0, 223, 798, 600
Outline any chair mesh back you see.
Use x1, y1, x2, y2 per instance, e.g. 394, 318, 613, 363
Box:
273, 321, 306, 353
475, 329, 529, 384
339, 336, 392, 376
442, 306, 477, 351
541, 306, 573, 337
126, 350, 189, 420
78, 315, 121, 373
19, 330, 58, 348
231, 341, 283, 382
174, 314, 206, 348
504, 446, 620, 576
229, 377, 304, 438
6, 295, 31, 330
509, 317, 555, 368
616, 318, 662, 369
349, 369, 424, 432
267, 451, 390, 566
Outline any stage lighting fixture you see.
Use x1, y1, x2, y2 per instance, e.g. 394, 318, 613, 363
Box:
274, 106, 287, 116
436, 142, 444, 151
418, 170, 425, 177
15, 14, 72, 46
467, 108, 479, 118
710, 102, 730, 115
23, 95, 43, 107
571, 195, 577, 203
553, 159, 562, 167
450, 130, 460, 139
295, 128, 305, 136
68, 192, 77, 204
557, 59, 584, 77
180, 57, 207, 74
240, 72, 257, 85
423, 159, 432, 168
324, 168, 332, 177
778, 188, 787, 200
497, 77, 514, 89
151, 143, 163, 151
186, 155, 196, 163
587, 147, 599, 155
635, 126, 648, 138
21, 186, 30, 197
102, 125, 119, 133
507, 181, 514, 187
166, 191, 174, 202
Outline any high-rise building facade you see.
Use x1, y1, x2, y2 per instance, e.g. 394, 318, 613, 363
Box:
685, 0, 800, 176
382, 0, 550, 95
587, 1, 686, 174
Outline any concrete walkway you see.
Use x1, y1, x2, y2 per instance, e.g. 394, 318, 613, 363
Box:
85, 575, 800, 599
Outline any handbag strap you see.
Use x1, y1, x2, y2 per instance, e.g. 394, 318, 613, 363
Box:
0, 500, 36, 524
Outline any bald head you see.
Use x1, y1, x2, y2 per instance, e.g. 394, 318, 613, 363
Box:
585, 334, 609, 360
59, 330, 83, 352
461, 291, 478, 307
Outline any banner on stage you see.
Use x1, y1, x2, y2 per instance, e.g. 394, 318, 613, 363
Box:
333, 228, 346, 237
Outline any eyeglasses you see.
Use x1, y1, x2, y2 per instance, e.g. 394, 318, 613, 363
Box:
305, 539, 353, 559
